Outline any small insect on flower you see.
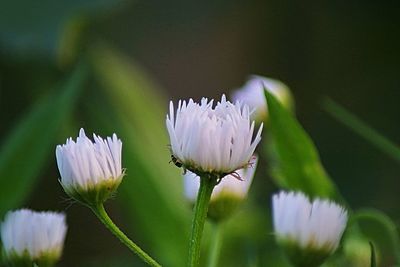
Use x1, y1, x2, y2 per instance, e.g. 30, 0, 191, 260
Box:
166, 95, 263, 179
170, 154, 183, 168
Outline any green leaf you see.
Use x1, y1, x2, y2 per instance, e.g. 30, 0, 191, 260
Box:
353, 208, 400, 265
322, 98, 400, 163
370, 242, 377, 267
0, 62, 86, 217
264, 90, 337, 198
89, 44, 189, 267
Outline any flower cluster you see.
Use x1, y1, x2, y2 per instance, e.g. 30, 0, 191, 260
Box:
0, 87, 353, 267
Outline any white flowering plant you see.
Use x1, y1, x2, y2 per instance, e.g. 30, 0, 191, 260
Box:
0, 48, 398, 267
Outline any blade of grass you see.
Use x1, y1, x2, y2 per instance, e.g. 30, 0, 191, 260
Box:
322, 98, 400, 163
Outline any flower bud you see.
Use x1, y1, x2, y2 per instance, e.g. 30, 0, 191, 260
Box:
1, 209, 67, 267
231, 75, 293, 122
56, 128, 124, 207
272, 191, 348, 267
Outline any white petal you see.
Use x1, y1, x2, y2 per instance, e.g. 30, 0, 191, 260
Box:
272, 191, 348, 252
55, 129, 123, 190
0, 209, 67, 260
166, 95, 262, 174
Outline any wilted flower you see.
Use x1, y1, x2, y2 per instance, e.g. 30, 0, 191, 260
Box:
166, 95, 262, 179
184, 156, 257, 221
272, 191, 348, 267
56, 128, 124, 206
1, 209, 67, 266
231, 75, 293, 121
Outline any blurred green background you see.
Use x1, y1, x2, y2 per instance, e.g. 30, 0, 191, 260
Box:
0, 1, 399, 266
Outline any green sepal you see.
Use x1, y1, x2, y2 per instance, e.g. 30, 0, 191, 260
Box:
62, 175, 123, 207
175, 158, 248, 181
207, 194, 243, 222
3, 250, 32, 267
278, 238, 333, 267
3, 249, 60, 267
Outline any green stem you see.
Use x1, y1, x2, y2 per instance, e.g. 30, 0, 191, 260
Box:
91, 204, 162, 267
207, 223, 223, 267
188, 176, 217, 267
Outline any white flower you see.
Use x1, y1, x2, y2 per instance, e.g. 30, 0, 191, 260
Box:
231, 75, 293, 121
272, 191, 348, 253
166, 95, 262, 177
1, 209, 67, 264
56, 128, 123, 204
184, 156, 258, 202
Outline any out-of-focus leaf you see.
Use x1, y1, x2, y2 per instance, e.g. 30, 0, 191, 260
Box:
0, 0, 127, 61
89, 44, 189, 267
353, 209, 400, 265
322, 98, 400, 163
0, 62, 86, 217
370, 242, 377, 267
264, 90, 337, 198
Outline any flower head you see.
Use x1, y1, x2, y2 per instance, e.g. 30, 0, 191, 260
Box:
166, 95, 262, 178
272, 191, 348, 267
1, 209, 67, 266
231, 75, 293, 122
56, 128, 124, 206
184, 156, 257, 221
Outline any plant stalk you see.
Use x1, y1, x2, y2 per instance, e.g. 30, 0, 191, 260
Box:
207, 223, 223, 267
187, 176, 216, 267
91, 204, 162, 267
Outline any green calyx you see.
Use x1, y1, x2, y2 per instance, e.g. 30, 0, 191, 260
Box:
3, 249, 61, 267
171, 154, 248, 180
62, 175, 123, 207
208, 193, 244, 222
278, 238, 334, 267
